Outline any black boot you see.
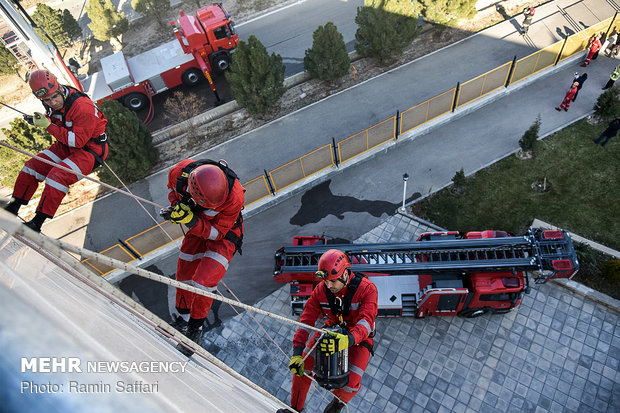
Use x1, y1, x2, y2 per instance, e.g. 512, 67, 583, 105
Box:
276, 408, 302, 413
175, 317, 204, 357
24, 211, 51, 233
4, 198, 26, 216
323, 397, 345, 413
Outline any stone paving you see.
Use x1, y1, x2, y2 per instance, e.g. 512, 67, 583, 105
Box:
203, 213, 620, 413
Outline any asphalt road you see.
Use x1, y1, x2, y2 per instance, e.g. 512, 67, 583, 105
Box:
23, 0, 620, 324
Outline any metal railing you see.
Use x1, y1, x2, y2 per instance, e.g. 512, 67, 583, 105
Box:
90, 14, 618, 276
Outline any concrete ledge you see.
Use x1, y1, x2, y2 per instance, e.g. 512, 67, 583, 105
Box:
552, 278, 620, 314
532, 218, 620, 314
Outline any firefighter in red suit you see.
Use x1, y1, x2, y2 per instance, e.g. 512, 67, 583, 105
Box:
162, 159, 245, 357
556, 81, 579, 112
278, 249, 378, 413
583, 33, 602, 66
4, 70, 108, 232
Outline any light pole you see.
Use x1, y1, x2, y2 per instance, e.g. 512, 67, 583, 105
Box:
402, 173, 409, 211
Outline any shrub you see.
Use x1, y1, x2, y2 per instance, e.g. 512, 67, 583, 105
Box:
304, 22, 350, 82
593, 85, 620, 120
97, 100, 158, 184
602, 260, 620, 282
355, 6, 420, 63
519, 115, 541, 154
452, 168, 466, 191
226, 35, 286, 115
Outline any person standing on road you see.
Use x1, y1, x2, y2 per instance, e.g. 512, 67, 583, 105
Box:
556, 82, 579, 112
3, 70, 108, 232
583, 33, 602, 66
572, 73, 587, 102
593, 117, 620, 146
602, 65, 620, 89
161, 158, 245, 357
277, 249, 378, 413
521, 7, 535, 35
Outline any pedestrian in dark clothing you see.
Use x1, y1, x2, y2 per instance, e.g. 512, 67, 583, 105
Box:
521, 7, 535, 35
603, 65, 620, 89
594, 118, 620, 146
572, 73, 587, 102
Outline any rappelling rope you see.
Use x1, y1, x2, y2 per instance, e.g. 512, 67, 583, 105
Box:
3, 225, 296, 413
8, 218, 348, 411
0, 141, 179, 243
0, 141, 163, 209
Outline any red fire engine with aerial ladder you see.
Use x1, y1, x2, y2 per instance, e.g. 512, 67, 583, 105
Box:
274, 227, 579, 318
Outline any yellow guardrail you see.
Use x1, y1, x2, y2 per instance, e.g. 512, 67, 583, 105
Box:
400, 89, 456, 135
91, 14, 617, 277
337, 116, 396, 163
269, 144, 334, 192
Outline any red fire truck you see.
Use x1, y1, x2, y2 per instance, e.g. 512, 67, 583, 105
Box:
274, 227, 579, 318
83, 3, 238, 111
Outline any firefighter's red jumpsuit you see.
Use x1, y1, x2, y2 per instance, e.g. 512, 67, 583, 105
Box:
289, 274, 378, 410
167, 159, 245, 320
584, 37, 602, 66
557, 85, 578, 111
11, 87, 107, 218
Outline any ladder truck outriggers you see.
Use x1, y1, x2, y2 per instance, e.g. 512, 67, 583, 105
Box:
274, 228, 579, 318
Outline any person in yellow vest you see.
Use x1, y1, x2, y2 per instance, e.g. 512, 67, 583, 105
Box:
602, 65, 620, 90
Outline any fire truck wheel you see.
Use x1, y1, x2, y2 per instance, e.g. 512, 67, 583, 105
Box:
181, 68, 203, 86
211, 53, 231, 72
458, 308, 488, 318
123, 93, 148, 111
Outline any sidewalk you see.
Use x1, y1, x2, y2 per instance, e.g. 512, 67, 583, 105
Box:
203, 213, 620, 413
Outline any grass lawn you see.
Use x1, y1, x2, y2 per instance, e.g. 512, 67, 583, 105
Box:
410, 118, 620, 299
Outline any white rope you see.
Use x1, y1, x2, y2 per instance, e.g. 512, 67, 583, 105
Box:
0, 141, 164, 209
19, 221, 326, 334
5, 219, 295, 412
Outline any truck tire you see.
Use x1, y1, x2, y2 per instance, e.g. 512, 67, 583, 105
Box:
123, 93, 148, 111
211, 53, 231, 72
181, 68, 203, 86
458, 308, 488, 318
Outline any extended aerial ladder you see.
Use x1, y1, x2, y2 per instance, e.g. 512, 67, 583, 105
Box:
274, 228, 579, 318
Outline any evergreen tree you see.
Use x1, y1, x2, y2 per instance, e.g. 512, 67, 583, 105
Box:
304, 22, 350, 82
0, 46, 19, 75
518, 115, 541, 155
96, 100, 158, 184
86, 0, 128, 45
0, 118, 53, 186
365, 0, 420, 18
62, 9, 83, 44
355, 6, 421, 63
225, 35, 286, 115
418, 0, 477, 26
32, 4, 82, 50
131, 0, 170, 29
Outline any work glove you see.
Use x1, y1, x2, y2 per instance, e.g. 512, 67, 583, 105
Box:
288, 355, 304, 377
23, 114, 34, 125
159, 205, 173, 221
319, 331, 353, 356
169, 202, 198, 228
33, 112, 50, 129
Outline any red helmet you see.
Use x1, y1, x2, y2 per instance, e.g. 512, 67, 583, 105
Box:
29, 70, 60, 99
316, 249, 350, 281
187, 164, 229, 209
